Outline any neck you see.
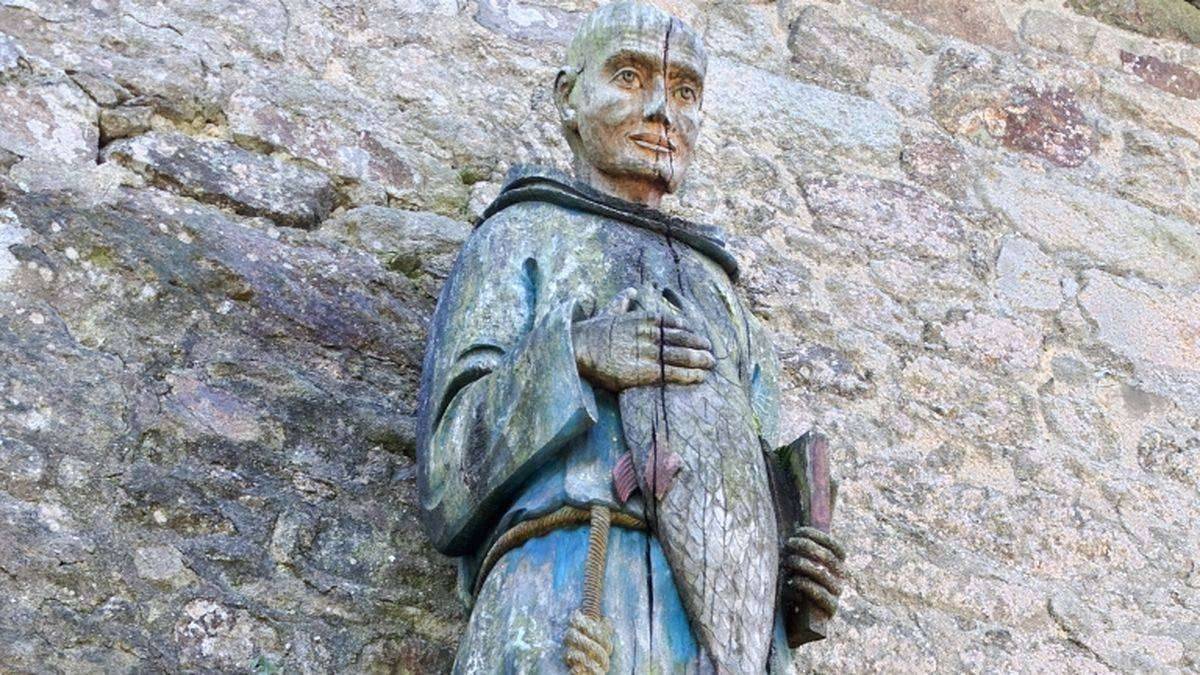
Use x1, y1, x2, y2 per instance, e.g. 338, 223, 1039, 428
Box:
573, 160, 667, 209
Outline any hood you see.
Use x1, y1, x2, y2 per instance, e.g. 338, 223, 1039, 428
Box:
480, 166, 740, 282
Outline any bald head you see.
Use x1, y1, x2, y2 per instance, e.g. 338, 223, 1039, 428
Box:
554, 1, 707, 208
565, 2, 707, 79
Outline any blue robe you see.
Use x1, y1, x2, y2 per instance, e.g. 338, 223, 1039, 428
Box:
416, 170, 791, 673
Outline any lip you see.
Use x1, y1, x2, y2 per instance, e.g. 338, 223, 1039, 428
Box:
628, 132, 675, 154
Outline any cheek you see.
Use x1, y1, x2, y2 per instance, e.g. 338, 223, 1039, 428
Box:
672, 110, 701, 152
585, 86, 643, 129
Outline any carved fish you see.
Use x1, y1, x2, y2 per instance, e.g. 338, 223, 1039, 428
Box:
615, 288, 778, 673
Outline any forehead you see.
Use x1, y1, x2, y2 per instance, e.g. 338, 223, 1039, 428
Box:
570, 5, 706, 77
591, 26, 706, 82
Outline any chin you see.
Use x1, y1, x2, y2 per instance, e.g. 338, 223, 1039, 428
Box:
615, 157, 687, 192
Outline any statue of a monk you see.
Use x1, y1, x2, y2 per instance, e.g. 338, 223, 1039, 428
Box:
417, 2, 846, 672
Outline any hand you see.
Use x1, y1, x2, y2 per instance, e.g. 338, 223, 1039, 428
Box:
572, 288, 715, 392
564, 609, 614, 675
781, 527, 846, 618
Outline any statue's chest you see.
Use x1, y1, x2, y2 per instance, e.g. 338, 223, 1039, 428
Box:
545, 219, 751, 385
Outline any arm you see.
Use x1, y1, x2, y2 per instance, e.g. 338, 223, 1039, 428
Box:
416, 220, 597, 556
743, 305, 846, 640
418, 237, 720, 556
744, 308, 781, 450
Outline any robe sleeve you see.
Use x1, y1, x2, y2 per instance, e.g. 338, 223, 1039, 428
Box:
743, 306, 782, 450
416, 210, 598, 555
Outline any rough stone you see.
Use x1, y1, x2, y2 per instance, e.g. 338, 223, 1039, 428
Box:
782, 341, 875, 400
0, 1, 1197, 672
0, 187, 454, 672
0, 146, 17, 172
1068, 0, 1200, 45
134, 544, 190, 584
929, 48, 1008, 142
474, 0, 583, 42
0, 207, 29, 286
99, 105, 154, 144
801, 174, 966, 262
225, 80, 467, 215
862, 0, 1017, 51
68, 71, 132, 108
104, 132, 336, 229
1119, 49, 1200, 99
982, 164, 1200, 285
993, 236, 1063, 313
174, 599, 284, 671
701, 2, 790, 68
0, 77, 98, 168
941, 312, 1043, 373
705, 58, 902, 171
1078, 270, 1200, 408
320, 205, 471, 281
929, 49, 1097, 167
899, 129, 971, 198
1000, 86, 1095, 168
1096, 66, 1200, 143
785, 5, 907, 96
0, 31, 23, 73
1114, 129, 1200, 224
1020, 9, 1100, 60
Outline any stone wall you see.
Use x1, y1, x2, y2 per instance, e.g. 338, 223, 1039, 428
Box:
1, 0, 1198, 671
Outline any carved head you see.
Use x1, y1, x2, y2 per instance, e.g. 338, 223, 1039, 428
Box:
555, 1, 707, 207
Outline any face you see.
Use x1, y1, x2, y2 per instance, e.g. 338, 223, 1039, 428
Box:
560, 19, 705, 196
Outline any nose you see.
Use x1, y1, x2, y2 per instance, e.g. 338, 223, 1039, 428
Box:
643, 80, 670, 125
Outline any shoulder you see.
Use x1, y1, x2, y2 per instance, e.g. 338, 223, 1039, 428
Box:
441, 201, 577, 285
465, 200, 592, 256
483, 197, 587, 232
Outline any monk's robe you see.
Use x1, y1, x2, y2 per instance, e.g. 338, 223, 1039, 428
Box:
416, 168, 792, 673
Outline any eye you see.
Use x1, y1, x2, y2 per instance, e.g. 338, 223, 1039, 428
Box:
612, 67, 641, 88
674, 85, 698, 103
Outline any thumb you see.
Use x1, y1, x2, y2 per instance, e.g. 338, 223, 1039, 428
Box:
601, 287, 639, 315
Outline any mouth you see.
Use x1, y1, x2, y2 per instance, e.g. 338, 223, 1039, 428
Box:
628, 132, 675, 155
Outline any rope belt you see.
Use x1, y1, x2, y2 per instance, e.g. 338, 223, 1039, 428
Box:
474, 504, 646, 673
580, 505, 612, 619
473, 504, 647, 598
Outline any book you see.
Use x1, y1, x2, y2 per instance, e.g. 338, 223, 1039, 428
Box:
765, 430, 834, 648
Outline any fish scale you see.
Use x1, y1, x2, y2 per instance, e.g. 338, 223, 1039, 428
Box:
618, 290, 778, 674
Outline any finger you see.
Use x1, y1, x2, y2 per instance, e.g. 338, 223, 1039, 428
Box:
629, 312, 686, 340
784, 577, 839, 615
661, 346, 716, 370
602, 287, 639, 315
794, 526, 846, 560
631, 311, 688, 330
784, 556, 843, 595
784, 537, 846, 578
658, 327, 712, 351
661, 365, 707, 385
662, 285, 706, 321
658, 295, 688, 326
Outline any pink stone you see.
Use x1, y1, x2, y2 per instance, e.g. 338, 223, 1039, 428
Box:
1120, 50, 1200, 100
1002, 86, 1094, 168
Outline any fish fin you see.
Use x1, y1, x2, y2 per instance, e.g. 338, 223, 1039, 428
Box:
612, 451, 639, 503
644, 449, 683, 500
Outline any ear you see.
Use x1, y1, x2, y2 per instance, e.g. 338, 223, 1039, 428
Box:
554, 67, 578, 131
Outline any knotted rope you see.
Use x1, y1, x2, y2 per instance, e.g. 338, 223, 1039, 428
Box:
472, 504, 640, 673
473, 504, 645, 598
